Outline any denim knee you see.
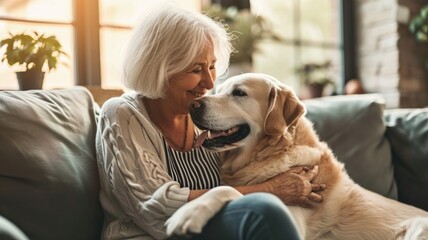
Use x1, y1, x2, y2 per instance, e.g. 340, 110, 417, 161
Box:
239, 193, 300, 240
193, 192, 301, 240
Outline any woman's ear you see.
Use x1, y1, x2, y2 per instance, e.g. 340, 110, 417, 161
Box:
264, 86, 306, 136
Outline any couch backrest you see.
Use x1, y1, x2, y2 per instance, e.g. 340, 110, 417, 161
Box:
0, 87, 103, 240
304, 94, 398, 200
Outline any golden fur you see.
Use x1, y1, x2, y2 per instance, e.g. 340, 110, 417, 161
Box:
167, 73, 428, 239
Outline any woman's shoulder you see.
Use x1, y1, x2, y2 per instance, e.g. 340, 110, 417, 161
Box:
102, 91, 138, 108
97, 92, 162, 144
101, 92, 145, 116
98, 92, 155, 132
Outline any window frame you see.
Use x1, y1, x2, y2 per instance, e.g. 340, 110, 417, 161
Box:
219, 0, 356, 93
341, 0, 357, 86
0, 0, 356, 91
74, 0, 101, 86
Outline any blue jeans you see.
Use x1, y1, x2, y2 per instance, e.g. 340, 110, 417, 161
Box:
193, 193, 301, 240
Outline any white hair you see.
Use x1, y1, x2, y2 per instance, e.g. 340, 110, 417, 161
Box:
122, 5, 233, 98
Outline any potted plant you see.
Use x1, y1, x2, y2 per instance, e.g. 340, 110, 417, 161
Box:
409, 5, 428, 69
296, 61, 336, 98
204, 4, 282, 74
0, 31, 68, 90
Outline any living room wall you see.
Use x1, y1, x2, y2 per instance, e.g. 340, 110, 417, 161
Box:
355, 0, 428, 108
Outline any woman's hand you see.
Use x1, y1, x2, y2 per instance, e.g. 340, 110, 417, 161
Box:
263, 165, 326, 207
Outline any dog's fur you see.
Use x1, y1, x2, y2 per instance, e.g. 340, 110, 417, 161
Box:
166, 73, 428, 239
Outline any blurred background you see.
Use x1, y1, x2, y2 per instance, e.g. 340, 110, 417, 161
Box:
1, 0, 427, 108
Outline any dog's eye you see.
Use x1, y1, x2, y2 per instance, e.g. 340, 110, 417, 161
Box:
232, 89, 247, 97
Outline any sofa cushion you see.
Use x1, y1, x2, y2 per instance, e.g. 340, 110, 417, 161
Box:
303, 94, 397, 199
384, 108, 428, 211
0, 87, 103, 240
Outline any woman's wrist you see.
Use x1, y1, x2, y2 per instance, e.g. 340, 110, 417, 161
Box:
189, 182, 274, 202
188, 189, 208, 201
233, 182, 272, 195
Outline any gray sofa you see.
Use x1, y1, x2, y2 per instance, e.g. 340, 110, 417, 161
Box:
0, 88, 427, 240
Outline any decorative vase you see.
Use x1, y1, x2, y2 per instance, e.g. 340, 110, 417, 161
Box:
16, 69, 45, 90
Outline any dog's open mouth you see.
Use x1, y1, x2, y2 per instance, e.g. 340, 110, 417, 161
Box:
193, 123, 250, 149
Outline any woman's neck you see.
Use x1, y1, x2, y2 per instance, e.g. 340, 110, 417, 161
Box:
143, 98, 194, 151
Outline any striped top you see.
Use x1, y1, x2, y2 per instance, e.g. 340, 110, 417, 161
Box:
162, 135, 221, 190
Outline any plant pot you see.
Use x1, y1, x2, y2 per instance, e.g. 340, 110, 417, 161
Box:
16, 69, 45, 90
306, 83, 325, 98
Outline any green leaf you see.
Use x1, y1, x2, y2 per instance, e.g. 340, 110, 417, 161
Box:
416, 32, 428, 42
421, 6, 428, 18
409, 16, 423, 33
204, 4, 282, 63
0, 31, 67, 72
0, 38, 12, 48
47, 57, 57, 70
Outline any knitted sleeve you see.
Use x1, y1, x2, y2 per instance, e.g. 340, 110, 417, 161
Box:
96, 97, 190, 239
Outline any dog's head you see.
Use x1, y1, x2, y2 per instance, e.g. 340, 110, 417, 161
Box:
190, 73, 306, 151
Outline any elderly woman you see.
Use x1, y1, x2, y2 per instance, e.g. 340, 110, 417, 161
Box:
96, 5, 324, 240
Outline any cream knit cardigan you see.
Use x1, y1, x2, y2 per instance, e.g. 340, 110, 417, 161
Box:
96, 92, 190, 240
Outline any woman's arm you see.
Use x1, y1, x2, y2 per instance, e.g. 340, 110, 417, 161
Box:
97, 98, 190, 239
167, 166, 324, 236
188, 182, 270, 200
189, 166, 324, 206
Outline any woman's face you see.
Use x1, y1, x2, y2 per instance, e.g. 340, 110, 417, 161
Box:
164, 44, 217, 114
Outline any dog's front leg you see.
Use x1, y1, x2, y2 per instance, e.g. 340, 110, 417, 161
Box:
287, 145, 323, 167
221, 146, 323, 186
258, 145, 323, 175
165, 186, 243, 236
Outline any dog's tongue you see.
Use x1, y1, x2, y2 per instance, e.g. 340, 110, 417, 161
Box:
194, 131, 209, 148
194, 130, 225, 148
193, 127, 240, 148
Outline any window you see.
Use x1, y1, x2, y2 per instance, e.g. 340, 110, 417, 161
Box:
0, 0, 74, 89
1, 0, 348, 94
98, 0, 201, 89
251, 0, 343, 96
0, 0, 201, 90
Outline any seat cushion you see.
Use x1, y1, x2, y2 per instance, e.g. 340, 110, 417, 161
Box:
0, 87, 103, 240
304, 94, 397, 199
384, 108, 428, 211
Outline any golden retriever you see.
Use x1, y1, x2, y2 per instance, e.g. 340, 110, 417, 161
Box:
166, 73, 428, 239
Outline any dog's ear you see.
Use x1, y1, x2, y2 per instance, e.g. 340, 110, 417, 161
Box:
264, 86, 306, 136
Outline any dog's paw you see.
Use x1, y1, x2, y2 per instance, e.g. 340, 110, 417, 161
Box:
165, 201, 215, 236
399, 217, 428, 240
165, 186, 242, 236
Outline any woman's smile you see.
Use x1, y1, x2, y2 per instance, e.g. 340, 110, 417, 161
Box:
189, 90, 206, 98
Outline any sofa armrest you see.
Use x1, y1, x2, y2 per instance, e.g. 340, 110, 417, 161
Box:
0, 87, 103, 240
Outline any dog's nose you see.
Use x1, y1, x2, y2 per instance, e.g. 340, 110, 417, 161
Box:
189, 100, 204, 116
190, 100, 201, 109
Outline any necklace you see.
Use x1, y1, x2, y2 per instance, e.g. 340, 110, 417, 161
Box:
163, 114, 189, 151
143, 98, 189, 151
